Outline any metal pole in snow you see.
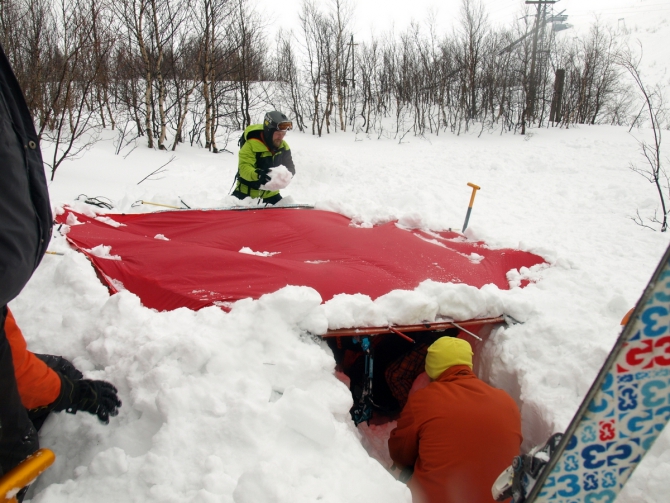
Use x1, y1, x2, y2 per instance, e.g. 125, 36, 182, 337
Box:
462, 183, 481, 233
137, 200, 182, 210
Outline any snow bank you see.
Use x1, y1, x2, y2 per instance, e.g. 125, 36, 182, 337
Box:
14, 243, 408, 502
13, 118, 670, 502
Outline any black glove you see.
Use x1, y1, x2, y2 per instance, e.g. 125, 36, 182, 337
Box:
52, 373, 122, 424
256, 168, 271, 185
34, 353, 83, 380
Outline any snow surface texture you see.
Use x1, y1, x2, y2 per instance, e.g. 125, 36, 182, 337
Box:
259, 165, 293, 191
11, 9, 670, 503
15, 122, 670, 502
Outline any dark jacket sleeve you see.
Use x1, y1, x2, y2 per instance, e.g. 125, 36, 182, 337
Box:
282, 146, 296, 175
0, 43, 52, 307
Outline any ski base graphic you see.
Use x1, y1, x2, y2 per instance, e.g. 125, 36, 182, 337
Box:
503, 244, 670, 503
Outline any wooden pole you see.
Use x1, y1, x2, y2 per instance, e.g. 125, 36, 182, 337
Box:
549, 68, 565, 123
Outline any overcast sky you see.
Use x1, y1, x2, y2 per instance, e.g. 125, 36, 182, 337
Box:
254, 0, 670, 41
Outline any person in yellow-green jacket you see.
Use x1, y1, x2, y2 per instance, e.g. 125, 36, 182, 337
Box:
232, 110, 296, 205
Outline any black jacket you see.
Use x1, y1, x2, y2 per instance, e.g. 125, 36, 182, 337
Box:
0, 43, 52, 306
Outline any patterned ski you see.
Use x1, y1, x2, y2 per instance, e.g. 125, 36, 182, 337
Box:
525, 243, 670, 503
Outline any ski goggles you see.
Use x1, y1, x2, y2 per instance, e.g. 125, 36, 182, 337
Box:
276, 121, 293, 131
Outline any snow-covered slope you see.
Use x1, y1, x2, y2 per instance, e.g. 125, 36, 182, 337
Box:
9, 120, 669, 502
7, 0, 670, 501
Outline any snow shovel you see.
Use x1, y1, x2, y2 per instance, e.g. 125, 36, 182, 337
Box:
462, 182, 480, 232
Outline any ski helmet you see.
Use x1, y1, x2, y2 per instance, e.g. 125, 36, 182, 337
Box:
263, 111, 292, 148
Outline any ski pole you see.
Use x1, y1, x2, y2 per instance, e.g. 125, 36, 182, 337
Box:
388, 326, 415, 343
136, 200, 182, 210
0, 449, 55, 503
462, 182, 481, 233
448, 321, 483, 342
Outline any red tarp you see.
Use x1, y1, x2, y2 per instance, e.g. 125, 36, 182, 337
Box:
56, 208, 545, 312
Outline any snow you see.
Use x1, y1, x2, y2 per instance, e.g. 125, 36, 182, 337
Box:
94, 216, 125, 228
238, 247, 281, 257
82, 245, 121, 261
260, 165, 294, 192
11, 120, 670, 503
8, 4, 670, 501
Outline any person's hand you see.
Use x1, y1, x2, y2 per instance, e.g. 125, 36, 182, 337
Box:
52, 374, 122, 424
256, 168, 271, 184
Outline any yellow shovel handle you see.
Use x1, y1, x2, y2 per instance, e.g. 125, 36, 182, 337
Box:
467, 183, 481, 208
0, 449, 55, 502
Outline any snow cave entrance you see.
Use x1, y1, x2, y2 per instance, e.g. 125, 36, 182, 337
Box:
322, 317, 504, 473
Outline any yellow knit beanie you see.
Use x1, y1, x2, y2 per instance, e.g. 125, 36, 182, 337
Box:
425, 337, 473, 379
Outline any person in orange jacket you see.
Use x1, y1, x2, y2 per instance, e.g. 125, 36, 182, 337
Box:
4, 308, 121, 428
388, 337, 522, 503
1, 37, 55, 482
1, 41, 121, 492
